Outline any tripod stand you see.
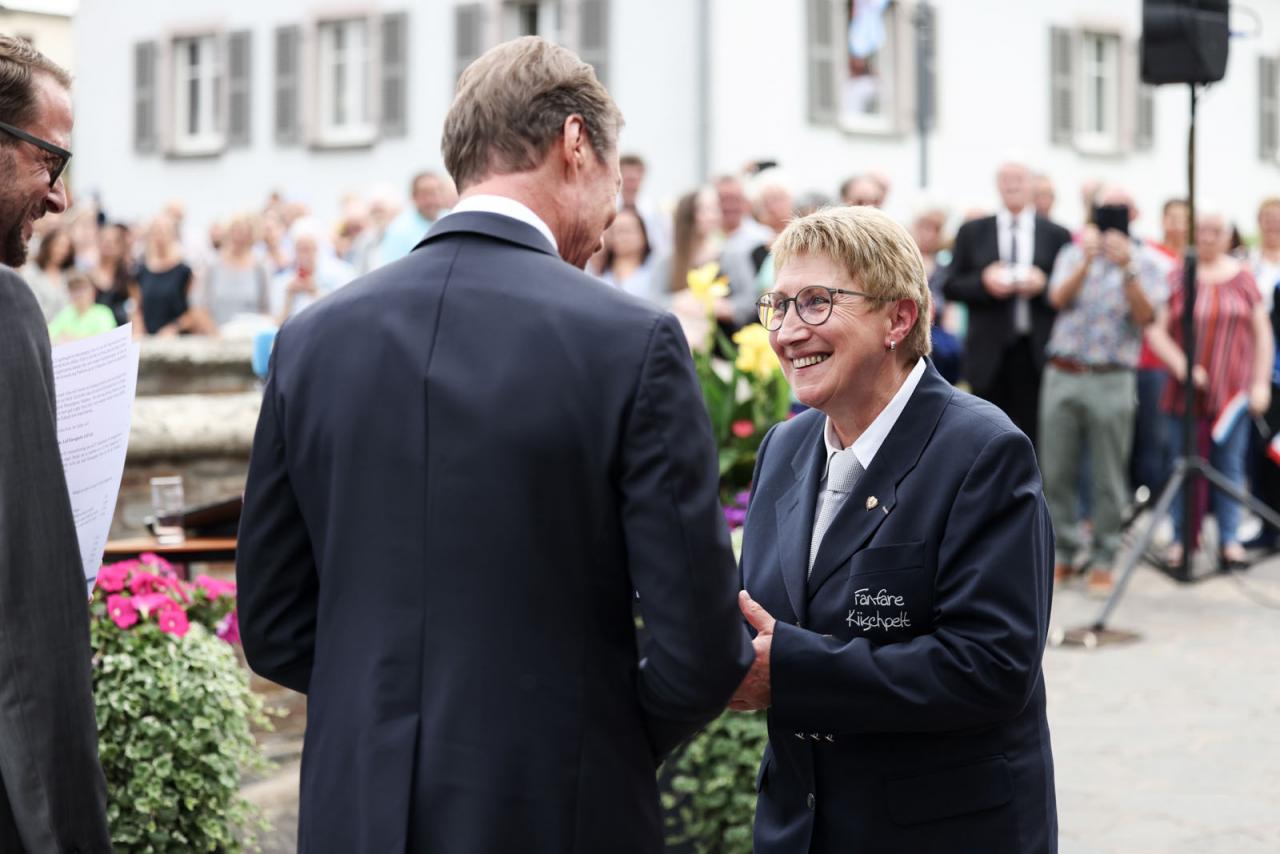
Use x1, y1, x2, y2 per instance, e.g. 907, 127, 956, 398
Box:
1065, 84, 1280, 645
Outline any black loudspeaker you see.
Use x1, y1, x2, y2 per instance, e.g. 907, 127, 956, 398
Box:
1141, 0, 1230, 84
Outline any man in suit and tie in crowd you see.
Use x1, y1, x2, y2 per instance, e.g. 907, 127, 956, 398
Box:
236, 36, 753, 853
0, 35, 112, 852
733, 206, 1057, 853
943, 161, 1073, 447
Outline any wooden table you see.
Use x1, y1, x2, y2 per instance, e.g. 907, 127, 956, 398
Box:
103, 537, 237, 566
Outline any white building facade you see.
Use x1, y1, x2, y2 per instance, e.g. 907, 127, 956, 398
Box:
70, 0, 1280, 238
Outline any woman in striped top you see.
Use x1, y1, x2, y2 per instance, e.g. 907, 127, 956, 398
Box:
1147, 209, 1275, 569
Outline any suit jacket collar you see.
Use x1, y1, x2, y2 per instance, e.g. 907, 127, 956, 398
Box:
415, 211, 561, 258
783, 362, 955, 600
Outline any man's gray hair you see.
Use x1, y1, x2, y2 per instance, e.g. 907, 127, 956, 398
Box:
441, 37, 623, 191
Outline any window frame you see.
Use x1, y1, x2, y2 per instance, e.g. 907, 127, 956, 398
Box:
1075, 30, 1122, 155
314, 17, 377, 148
170, 33, 224, 156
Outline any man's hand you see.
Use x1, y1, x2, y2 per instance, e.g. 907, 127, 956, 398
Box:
1250, 381, 1271, 417
1016, 265, 1048, 297
1102, 230, 1132, 268
729, 591, 775, 712
1079, 224, 1101, 261
981, 262, 1014, 299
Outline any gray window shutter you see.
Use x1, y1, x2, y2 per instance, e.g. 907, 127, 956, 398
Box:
274, 25, 301, 146
455, 4, 486, 86
578, 0, 609, 87
381, 12, 409, 137
227, 30, 252, 147
806, 0, 837, 125
1261, 56, 1278, 162
133, 41, 157, 153
1049, 27, 1074, 144
915, 2, 937, 132
1135, 82, 1154, 151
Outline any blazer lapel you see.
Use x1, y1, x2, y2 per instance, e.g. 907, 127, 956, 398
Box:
807, 363, 955, 595
774, 420, 827, 625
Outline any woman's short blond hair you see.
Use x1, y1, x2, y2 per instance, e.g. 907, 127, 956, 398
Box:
442, 37, 623, 191
771, 206, 933, 360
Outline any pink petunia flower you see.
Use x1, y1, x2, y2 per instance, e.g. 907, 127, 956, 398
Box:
106, 594, 139, 629
132, 592, 174, 617
156, 601, 190, 638
194, 575, 236, 600
129, 570, 162, 595
95, 564, 129, 594
731, 419, 756, 439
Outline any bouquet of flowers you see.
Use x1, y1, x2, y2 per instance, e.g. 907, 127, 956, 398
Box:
680, 262, 791, 504
91, 554, 268, 852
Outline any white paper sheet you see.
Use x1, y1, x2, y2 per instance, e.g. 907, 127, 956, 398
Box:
51, 325, 140, 592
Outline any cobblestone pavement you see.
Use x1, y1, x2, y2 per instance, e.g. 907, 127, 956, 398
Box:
1047, 552, 1280, 853
242, 554, 1280, 852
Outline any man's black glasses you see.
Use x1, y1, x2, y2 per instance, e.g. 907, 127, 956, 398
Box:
0, 120, 71, 188
756, 286, 881, 331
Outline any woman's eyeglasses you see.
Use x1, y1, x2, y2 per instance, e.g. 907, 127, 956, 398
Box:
755, 286, 881, 331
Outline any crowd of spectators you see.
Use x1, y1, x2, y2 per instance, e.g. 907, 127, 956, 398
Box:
20, 153, 1280, 587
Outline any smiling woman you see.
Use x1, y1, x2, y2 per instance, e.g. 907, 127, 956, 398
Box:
760, 207, 931, 446
734, 206, 1058, 854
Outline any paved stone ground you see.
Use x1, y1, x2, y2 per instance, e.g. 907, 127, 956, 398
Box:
241, 554, 1280, 852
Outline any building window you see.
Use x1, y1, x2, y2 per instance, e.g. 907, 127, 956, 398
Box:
1076, 32, 1120, 153
841, 0, 898, 132
503, 0, 560, 41
172, 35, 223, 155
317, 18, 374, 146
807, 0, 920, 135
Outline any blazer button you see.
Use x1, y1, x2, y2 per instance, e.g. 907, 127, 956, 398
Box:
806, 792, 816, 811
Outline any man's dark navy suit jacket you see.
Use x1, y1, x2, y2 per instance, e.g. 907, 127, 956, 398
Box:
237, 211, 752, 853
741, 363, 1058, 853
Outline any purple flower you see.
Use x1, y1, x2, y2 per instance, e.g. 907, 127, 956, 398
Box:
216, 610, 240, 645
723, 506, 748, 529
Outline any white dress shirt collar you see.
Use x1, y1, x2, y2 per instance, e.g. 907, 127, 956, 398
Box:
823, 357, 927, 474
448, 194, 559, 253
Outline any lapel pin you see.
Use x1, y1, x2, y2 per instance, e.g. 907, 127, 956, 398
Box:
865, 496, 879, 510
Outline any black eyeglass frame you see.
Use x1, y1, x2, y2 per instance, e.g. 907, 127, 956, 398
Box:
0, 119, 71, 187
755, 286, 883, 331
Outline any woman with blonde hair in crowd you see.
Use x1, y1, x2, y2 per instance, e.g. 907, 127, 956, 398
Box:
131, 214, 212, 337
22, 224, 74, 321
198, 211, 272, 334
1148, 208, 1274, 569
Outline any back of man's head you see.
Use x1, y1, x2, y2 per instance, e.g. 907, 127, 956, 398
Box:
0, 35, 70, 132
441, 37, 622, 192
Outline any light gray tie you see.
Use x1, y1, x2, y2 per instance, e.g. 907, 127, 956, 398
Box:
808, 450, 865, 578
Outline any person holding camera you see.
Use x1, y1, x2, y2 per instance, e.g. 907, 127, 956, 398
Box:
1039, 186, 1171, 594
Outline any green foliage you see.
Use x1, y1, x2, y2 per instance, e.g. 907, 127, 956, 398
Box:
693, 324, 792, 501
92, 617, 270, 851
662, 711, 769, 853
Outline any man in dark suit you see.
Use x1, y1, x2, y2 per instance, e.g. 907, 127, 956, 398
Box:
733, 207, 1056, 853
0, 36, 112, 852
237, 37, 752, 854
943, 161, 1073, 447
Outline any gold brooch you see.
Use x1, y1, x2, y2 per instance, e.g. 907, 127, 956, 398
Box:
865, 496, 879, 510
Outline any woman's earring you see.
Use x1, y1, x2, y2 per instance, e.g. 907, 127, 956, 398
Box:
887, 340, 896, 351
